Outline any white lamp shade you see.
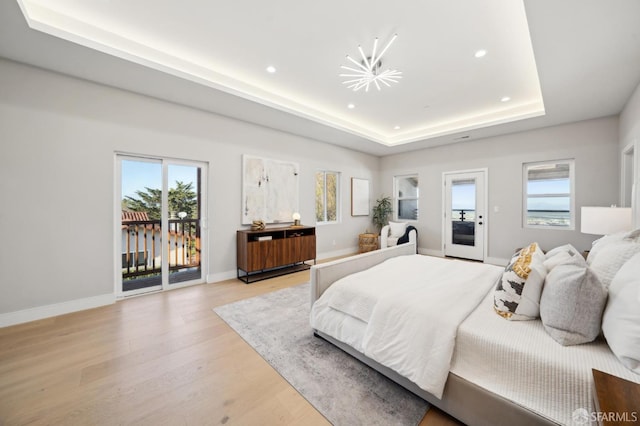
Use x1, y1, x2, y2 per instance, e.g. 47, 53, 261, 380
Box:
581, 207, 632, 235
292, 212, 301, 221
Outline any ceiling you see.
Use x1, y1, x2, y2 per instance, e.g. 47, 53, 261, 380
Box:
1, 0, 639, 156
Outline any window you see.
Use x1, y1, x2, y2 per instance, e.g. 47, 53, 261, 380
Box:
523, 160, 575, 229
394, 174, 419, 221
316, 171, 340, 223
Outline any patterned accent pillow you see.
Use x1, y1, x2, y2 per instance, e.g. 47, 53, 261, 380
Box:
494, 242, 547, 320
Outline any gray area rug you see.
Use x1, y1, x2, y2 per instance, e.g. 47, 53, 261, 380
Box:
214, 282, 429, 426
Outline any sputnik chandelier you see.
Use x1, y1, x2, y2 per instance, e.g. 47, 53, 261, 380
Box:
340, 34, 403, 92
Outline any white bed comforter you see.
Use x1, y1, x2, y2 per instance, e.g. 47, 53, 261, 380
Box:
311, 254, 503, 399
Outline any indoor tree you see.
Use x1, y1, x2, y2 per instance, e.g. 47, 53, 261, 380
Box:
372, 195, 393, 233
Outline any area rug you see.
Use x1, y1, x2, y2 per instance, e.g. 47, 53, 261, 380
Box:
214, 283, 429, 425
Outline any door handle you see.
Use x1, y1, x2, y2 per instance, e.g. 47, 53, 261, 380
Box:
478, 221, 483, 225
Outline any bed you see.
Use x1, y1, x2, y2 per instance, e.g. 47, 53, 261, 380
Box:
309, 240, 640, 426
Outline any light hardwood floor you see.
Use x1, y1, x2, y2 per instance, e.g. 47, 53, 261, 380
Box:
0, 267, 461, 425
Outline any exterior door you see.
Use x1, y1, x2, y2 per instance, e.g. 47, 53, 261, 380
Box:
117, 155, 206, 297
444, 170, 486, 261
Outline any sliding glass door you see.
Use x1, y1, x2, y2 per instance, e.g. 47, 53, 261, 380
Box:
117, 155, 206, 297
167, 164, 202, 285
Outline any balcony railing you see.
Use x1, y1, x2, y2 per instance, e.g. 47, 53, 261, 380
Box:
122, 218, 201, 280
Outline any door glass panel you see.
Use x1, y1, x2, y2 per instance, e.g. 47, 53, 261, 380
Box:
121, 159, 163, 292
168, 164, 202, 284
451, 179, 476, 246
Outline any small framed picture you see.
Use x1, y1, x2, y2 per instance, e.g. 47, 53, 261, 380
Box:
351, 178, 369, 216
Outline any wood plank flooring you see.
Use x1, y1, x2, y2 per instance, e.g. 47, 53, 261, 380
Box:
0, 265, 461, 425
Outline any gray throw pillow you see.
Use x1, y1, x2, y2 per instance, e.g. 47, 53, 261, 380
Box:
540, 255, 607, 346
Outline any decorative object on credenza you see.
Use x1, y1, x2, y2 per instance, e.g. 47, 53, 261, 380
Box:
581, 206, 632, 235
372, 195, 393, 233
251, 220, 265, 231
351, 178, 370, 216
292, 212, 301, 227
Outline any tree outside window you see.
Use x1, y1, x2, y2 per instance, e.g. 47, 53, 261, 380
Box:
316, 171, 340, 223
122, 181, 198, 220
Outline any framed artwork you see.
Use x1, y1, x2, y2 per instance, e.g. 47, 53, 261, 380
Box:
351, 178, 370, 216
242, 155, 299, 224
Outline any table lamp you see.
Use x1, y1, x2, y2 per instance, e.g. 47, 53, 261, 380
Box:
581, 206, 632, 235
292, 212, 301, 227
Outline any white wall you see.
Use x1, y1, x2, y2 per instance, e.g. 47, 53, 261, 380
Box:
619, 79, 640, 226
0, 55, 627, 323
0, 59, 379, 318
380, 116, 620, 262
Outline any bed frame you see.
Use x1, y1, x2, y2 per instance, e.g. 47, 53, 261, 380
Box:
310, 244, 556, 426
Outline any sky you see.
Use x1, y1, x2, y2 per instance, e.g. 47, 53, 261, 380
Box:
452, 179, 570, 211
527, 179, 570, 211
121, 160, 198, 198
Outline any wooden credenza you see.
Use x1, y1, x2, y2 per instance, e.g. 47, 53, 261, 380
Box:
237, 226, 316, 283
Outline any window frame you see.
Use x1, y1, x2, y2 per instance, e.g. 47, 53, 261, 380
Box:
393, 174, 419, 222
315, 170, 341, 225
522, 159, 575, 230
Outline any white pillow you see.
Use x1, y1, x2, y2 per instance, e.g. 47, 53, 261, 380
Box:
602, 252, 640, 373
587, 231, 627, 265
545, 244, 579, 260
625, 228, 640, 242
388, 221, 407, 238
589, 240, 640, 289
543, 250, 574, 272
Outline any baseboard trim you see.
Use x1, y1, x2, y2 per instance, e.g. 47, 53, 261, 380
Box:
206, 270, 237, 283
0, 293, 115, 328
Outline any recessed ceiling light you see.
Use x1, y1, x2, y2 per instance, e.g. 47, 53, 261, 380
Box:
474, 49, 487, 58
394, 125, 401, 130
501, 96, 511, 102
266, 65, 276, 73
347, 103, 355, 109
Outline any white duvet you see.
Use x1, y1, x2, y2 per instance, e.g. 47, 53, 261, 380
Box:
311, 254, 503, 399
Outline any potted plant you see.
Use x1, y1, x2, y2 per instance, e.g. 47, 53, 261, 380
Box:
372, 195, 393, 234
